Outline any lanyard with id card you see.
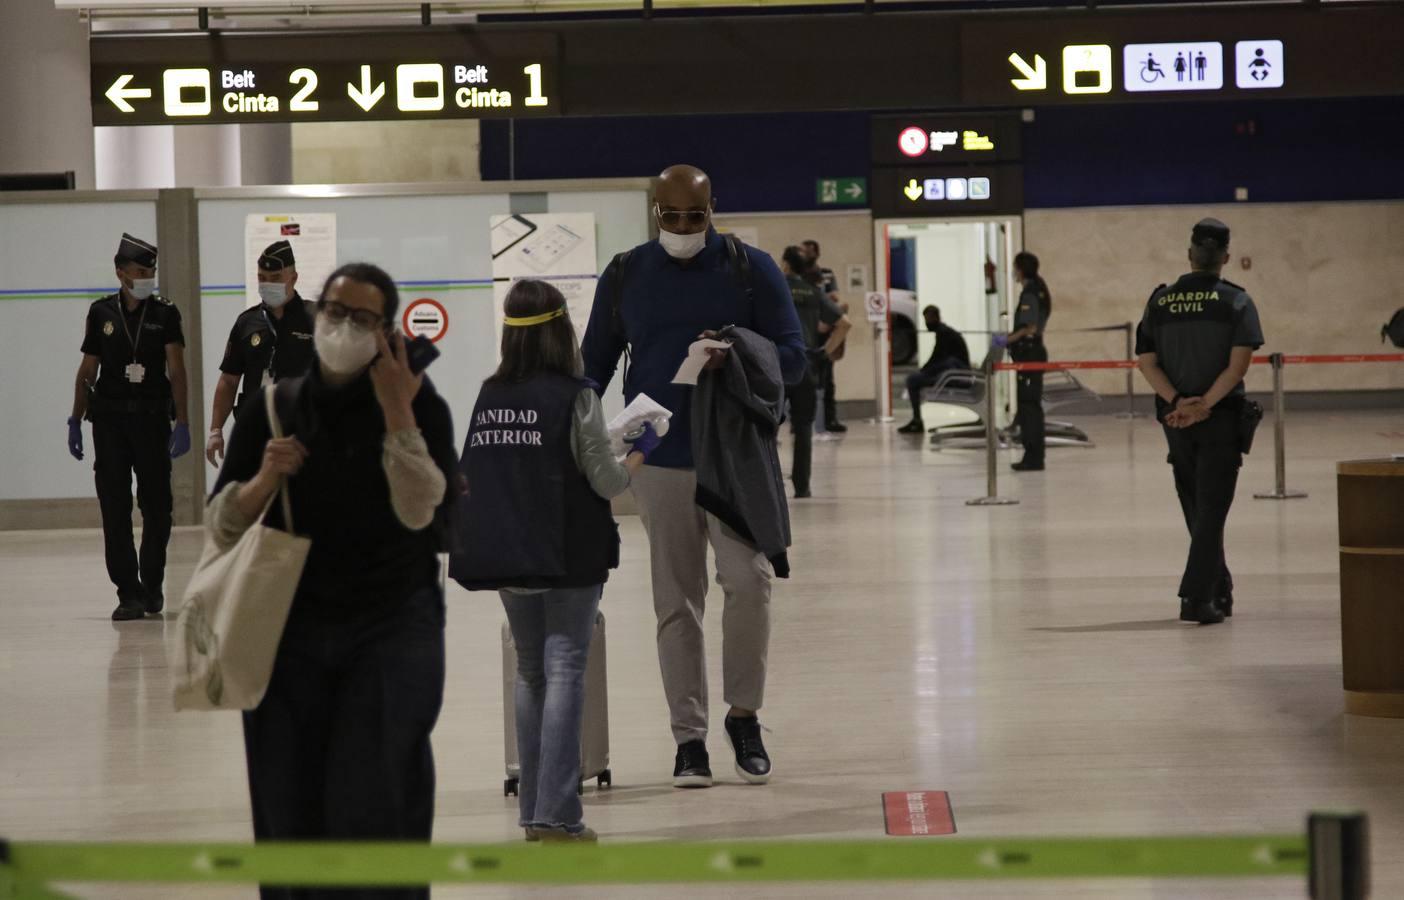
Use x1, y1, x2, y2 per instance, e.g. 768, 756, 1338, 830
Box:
115, 296, 151, 384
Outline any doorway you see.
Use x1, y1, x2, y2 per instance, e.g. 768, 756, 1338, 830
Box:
873, 216, 1023, 422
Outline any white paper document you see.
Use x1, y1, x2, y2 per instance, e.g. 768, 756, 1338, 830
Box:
607, 394, 672, 457
671, 339, 733, 386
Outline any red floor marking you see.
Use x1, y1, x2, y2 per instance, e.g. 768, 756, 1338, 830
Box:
882, 791, 956, 836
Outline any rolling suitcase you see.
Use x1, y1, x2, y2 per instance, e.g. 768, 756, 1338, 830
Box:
502, 610, 612, 796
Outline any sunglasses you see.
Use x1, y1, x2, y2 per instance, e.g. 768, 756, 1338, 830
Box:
655, 205, 710, 228
318, 299, 385, 333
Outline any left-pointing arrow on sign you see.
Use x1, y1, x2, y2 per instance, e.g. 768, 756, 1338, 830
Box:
105, 74, 152, 113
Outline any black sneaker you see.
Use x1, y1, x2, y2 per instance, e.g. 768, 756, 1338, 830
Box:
1181, 598, 1225, 626
112, 602, 145, 622
897, 420, 925, 435
1011, 460, 1045, 472
1217, 592, 1234, 618
826, 422, 848, 434
673, 740, 713, 789
143, 589, 165, 615
723, 715, 772, 785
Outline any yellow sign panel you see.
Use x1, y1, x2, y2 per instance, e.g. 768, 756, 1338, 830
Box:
962, 131, 995, 151
1062, 44, 1113, 95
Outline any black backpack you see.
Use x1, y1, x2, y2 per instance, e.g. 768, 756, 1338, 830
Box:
609, 233, 755, 379
1383, 308, 1404, 348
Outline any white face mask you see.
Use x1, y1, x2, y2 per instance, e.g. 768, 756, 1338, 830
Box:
314, 317, 378, 376
127, 278, 156, 301
658, 227, 708, 260
258, 281, 291, 309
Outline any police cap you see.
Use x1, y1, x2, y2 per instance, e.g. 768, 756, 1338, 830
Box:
258, 240, 296, 273
115, 233, 158, 268
1191, 218, 1231, 250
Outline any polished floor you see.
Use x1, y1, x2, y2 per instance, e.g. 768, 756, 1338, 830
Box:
3, 409, 1403, 899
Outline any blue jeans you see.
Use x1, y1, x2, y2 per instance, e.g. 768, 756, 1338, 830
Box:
501, 585, 602, 833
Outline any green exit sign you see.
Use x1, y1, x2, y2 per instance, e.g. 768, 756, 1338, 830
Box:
817, 177, 868, 206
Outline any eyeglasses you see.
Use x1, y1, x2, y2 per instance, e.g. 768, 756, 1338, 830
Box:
318, 300, 384, 332
655, 205, 710, 228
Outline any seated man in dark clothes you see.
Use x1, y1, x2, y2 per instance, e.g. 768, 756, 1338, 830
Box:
897, 306, 971, 435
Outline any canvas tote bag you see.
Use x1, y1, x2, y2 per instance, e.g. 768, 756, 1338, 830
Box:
172, 385, 311, 711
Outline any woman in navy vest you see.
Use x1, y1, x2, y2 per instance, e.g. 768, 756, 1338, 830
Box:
451, 279, 659, 842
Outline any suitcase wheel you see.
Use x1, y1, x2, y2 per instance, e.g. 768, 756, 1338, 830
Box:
505, 778, 519, 797
598, 769, 612, 789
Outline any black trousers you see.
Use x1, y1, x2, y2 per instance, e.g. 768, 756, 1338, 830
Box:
1013, 343, 1048, 465
91, 412, 172, 602
818, 357, 840, 426
787, 374, 818, 494
243, 586, 447, 900
905, 358, 964, 421
1163, 409, 1241, 603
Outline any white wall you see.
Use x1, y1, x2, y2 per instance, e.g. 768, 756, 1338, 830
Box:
0, 0, 95, 188
712, 211, 877, 404
1025, 201, 1404, 396
0, 200, 160, 500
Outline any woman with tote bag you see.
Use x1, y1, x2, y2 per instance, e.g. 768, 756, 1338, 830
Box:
206, 263, 457, 900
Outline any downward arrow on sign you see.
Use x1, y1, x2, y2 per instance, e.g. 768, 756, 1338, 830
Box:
1008, 52, 1048, 91
348, 65, 386, 111
903, 179, 924, 202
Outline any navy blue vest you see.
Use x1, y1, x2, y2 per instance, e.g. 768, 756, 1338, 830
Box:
450, 373, 619, 591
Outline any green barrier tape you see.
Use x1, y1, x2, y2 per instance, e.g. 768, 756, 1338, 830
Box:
2, 836, 1307, 889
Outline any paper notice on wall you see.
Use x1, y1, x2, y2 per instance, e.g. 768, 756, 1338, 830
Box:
243, 214, 337, 309
490, 213, 598, 350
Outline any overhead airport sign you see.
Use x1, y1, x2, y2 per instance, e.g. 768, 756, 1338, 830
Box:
962, 17, 1302, 105
90, 31, 557, 125
870, 166, 1024, 218
872, 114, 1022, 165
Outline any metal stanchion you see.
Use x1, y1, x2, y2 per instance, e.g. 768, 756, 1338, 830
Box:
1308, 811, 1370, 900
1114, 322, 1147, 420
967, 356, 1019, 507
1254, 352, 1308, 501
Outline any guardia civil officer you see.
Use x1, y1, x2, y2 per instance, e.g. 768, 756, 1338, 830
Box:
995, 252, 1052, 472
1136, 219, 1264, 626
206, 241, 316, 467
68, 234, 192, 621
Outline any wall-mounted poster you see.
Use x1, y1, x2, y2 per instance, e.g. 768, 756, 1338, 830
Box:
490, 213, 598, 348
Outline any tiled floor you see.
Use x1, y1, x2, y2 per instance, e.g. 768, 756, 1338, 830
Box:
3, 410, 1401, 898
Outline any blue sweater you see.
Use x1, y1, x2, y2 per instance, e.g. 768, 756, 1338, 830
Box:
582, 231, 807, 469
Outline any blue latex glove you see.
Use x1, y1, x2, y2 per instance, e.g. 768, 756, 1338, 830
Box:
992, 334, 1010, 348
67, 417, 84, 461
169, 422, 192, 459
626, 422, 662, 460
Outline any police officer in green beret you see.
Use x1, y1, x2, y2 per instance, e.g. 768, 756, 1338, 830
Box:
68, 234, 191, 621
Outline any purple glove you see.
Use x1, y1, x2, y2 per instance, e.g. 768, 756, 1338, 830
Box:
626, 422, 662, 459
67, 416, 84, 461
168, 422, 191, 459
992, 334, 1010, 348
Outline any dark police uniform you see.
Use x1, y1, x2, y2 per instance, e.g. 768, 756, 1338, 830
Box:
1136, 220, 1265, 616
219, 296, 316, 412
1011, 277, 1051, 468
450, 373, 619, 590
220, 241, 316, 413
786, 273, 843, 496
80, 236, 184, 611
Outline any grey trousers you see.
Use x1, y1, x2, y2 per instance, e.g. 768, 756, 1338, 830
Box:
631, 465, 774, 744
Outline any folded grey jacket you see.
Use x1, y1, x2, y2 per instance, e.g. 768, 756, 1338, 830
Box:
691, 325, 792, 578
